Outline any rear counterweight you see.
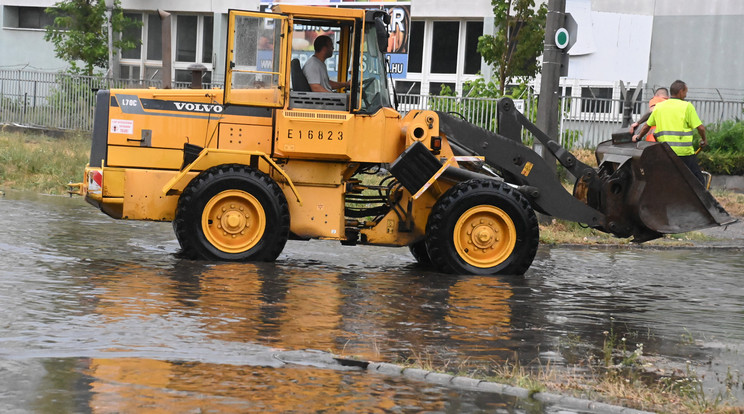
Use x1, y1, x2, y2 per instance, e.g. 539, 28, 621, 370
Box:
90, 90, 110, 168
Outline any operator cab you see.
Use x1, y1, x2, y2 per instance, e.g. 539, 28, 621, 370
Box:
224, 6, 392, 115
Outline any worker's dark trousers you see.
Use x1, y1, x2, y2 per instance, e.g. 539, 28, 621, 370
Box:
679, 155, 706, 186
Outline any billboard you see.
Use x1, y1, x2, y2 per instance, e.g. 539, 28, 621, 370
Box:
261, 1, 411, 78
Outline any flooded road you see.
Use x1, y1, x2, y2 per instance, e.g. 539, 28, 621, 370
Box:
1, 190, 743, 412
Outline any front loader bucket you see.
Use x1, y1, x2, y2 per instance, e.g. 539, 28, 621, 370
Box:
590, 138, 736, 241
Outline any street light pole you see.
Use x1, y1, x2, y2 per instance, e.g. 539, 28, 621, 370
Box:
105, 0, 114, 81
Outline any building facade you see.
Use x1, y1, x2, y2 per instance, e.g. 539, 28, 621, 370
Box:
2, 0, 743, 100
0, 0, 492, 94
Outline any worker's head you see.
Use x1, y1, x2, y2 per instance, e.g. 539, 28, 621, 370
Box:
313, 35, 334, 60
670, 80, 688, 99
654, 87, 669, 98
648, 87, 669, 109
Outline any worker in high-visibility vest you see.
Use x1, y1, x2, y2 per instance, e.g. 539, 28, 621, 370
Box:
629, 87, 669, 141
632, 80, 707, 184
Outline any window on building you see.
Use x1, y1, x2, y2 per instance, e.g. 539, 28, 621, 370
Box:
430, 21, 459, 74
581, 87, 613, 113
395, 80, 421, 104
177, 15, 198, 62
429, 82, 456, 96
144, 66, 161, 81
392, 18, 485, 96
408, 21, 424, 73
202, 16, 213, 63
121, 13, 142, 59
396, 80, 421, 95
176, 69, 212, 84
119, 13, 213, 83
146, 13, 162, 61
119, 65, 141, 81
3, 6, 55, 29
464, 21, 483, 75
20, 7, 54, 28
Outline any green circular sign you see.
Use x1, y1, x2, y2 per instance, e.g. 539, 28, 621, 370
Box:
555, 28, 569, 49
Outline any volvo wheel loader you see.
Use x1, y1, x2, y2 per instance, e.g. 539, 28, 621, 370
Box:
72, 5, 735, 275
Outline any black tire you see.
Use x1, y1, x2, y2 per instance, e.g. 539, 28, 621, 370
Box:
408, 239, 432, 266
425, 179, 539, 275
173, 164, 290, 261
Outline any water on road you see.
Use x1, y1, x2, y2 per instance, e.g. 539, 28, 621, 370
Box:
1, 190, 742, 412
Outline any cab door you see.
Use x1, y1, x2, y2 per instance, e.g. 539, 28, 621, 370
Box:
225, 10, 288, 107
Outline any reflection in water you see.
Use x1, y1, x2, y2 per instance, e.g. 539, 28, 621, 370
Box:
31, 357, 526, 413
2, 190, 744, 411
447, 277, 512, 345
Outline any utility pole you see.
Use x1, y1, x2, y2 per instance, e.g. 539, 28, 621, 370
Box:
534, 0, 566, 173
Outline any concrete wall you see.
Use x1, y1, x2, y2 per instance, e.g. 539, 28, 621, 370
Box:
652, 0, 744, 16
124, 0, 259, 13
565, 0, 653, 84
411, 0, 492, 18
0, 5, 67, 70
646, 14, 744, 99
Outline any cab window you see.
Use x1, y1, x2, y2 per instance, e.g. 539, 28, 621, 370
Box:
360, 24, 392, 114
288, 18, 355, 112
225, 12, 286, 107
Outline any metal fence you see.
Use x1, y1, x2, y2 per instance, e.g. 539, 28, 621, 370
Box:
0, 70, 220, 131
2, 70, 743, 150
397, 93, 533, 132
1, 70, 102, 131
396, 93, 538, 144
559, 96, 744, 148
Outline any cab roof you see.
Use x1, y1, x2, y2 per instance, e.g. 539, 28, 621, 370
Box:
271, 4, 367, 20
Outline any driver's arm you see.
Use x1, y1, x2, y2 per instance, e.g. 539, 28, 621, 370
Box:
329, 80, 350, 90
309, 83, 329, 92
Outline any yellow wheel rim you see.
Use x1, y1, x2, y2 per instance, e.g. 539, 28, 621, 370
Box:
202, 190, 266, 254
453, 205, 517, 269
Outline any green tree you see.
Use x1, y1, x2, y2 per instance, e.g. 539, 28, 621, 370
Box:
477, 0, 548, 95
45, 0, 140, 76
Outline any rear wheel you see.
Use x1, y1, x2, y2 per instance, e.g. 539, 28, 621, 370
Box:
426, 179, 538, 275
174, 164, 289, 261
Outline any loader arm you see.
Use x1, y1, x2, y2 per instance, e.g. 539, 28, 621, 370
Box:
436, 98, 605, 228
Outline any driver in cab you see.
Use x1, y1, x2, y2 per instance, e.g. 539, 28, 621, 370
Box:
303, 35, 350, 92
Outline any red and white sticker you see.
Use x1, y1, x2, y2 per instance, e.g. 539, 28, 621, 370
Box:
110, 119, 134, 134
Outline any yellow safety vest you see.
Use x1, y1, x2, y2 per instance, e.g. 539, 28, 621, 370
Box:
646, 98, 702, 156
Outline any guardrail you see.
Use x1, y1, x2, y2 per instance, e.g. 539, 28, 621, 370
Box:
2, 70, 742, 150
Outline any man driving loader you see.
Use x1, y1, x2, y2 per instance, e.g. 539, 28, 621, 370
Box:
303, 35, 351, 92
632, 80, 707, 184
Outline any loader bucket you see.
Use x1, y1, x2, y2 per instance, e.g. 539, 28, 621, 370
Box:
589, 136, 736, 242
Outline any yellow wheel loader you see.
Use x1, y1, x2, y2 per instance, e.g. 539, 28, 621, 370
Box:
72, 5, 735, 275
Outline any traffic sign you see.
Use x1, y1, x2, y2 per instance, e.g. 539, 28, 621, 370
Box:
555, 28, 569, 49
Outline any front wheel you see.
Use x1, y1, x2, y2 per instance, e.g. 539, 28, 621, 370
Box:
425, 180, 539, 275
174, 164, 289, 261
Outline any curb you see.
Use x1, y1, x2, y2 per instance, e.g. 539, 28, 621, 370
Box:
366, 362, 655, 414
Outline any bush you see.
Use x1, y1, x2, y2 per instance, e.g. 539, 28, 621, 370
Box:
697, 120, 744, 175
705, 120, 744, 152
698, 151, 744, 175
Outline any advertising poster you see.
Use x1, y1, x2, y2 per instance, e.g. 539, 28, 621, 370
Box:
261, 0, 411, 78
